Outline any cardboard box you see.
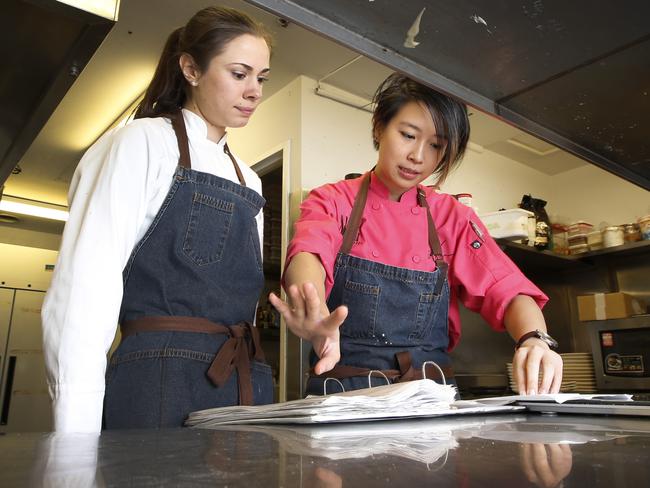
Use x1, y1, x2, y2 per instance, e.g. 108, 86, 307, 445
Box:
577, 292, 646, 321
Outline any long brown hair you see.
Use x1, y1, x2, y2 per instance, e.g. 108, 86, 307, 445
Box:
134, 6, 273, 119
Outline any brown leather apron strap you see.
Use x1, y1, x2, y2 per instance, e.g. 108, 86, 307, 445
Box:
169, 110, 247, 187
120, 316, 265, 405
223, 143, 247, 187
310, 351, 454, 386
340, 171, 370, 255
170, 111, 191, 169
417, 187, 448, 294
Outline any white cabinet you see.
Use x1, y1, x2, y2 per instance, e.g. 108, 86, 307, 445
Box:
0, 288, 52, 433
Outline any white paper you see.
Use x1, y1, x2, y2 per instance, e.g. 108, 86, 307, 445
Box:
476, 393, 634, 406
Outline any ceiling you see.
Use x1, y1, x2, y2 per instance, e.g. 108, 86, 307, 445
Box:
2, 0, 588, 216
248, 0, 650, 190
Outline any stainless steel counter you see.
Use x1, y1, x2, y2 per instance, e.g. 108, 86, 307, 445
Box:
2, 414, 650, 487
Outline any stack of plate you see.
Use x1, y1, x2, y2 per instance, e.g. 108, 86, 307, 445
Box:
506, 352, 597, 393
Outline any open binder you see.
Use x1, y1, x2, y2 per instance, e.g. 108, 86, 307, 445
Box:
185, 379, 523, 428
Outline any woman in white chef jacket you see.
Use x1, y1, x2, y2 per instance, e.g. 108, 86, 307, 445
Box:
42, 6, 275, 432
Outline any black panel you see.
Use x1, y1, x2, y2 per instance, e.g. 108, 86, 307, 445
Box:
246, 0, 650, 189
0, 0, 115, 186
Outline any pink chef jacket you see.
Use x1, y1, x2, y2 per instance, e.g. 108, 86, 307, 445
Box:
285, 171, 548, 351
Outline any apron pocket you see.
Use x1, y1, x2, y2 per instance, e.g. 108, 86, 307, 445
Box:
183, 192, 233, 266
339, 279, 380, 338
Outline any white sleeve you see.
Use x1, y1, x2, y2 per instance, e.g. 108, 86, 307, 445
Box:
41, 122, 163, 433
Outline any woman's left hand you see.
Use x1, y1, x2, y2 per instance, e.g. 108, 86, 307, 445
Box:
513, 339, 563, 395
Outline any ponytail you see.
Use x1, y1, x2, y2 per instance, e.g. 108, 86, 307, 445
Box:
134, 28, 185, 119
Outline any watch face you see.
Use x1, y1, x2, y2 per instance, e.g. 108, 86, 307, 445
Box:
538, 330, 558, 348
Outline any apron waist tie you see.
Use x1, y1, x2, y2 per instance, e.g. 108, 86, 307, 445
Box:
310, 351, 454, 385
120, 316, 265, 406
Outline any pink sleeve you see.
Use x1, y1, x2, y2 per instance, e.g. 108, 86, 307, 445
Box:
284, 185, 345, 296
449, 211, 548, 331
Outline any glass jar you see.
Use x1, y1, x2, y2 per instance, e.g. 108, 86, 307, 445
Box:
602, 225, 624, 248
638, 215, 650, 241
623, 223, 641, 243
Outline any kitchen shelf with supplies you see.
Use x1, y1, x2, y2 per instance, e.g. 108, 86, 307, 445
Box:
497, 239, 650, 271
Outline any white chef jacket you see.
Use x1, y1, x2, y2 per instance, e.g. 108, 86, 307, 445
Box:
41, 109, 264, 433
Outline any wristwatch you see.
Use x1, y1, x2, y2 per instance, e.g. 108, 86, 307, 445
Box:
515, 329, 558, 350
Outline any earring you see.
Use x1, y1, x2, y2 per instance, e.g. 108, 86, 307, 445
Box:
190, 81, 198, 86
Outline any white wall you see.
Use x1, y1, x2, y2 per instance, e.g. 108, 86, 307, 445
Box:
0, 243, 58, 291
299, 77, 376, 188
439, 146, 554, 216
548, 164, 650, 226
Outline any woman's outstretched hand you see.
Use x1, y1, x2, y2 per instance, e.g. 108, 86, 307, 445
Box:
269, 282, 347, 374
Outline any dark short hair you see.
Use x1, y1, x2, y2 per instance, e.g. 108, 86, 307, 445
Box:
371, 74, 470, 184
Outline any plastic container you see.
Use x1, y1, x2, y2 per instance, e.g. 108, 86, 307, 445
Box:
622, 223, 641, 243
551, 224, 568, 255
587, 230, 604, 251
567, 233, 588, 247
479, 209, 535, 240
638, 215, 650, 241
602, 226, 624, 248
567, 221, 594, 237
569, 243, 589, 255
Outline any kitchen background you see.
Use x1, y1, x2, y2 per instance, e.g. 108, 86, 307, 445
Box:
1, 0, 648, 431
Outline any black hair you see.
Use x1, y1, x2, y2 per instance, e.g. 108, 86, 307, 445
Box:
372, 73, 470, 184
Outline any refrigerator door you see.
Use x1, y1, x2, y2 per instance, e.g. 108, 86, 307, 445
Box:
0, 289, 52, 433
0, 288, 13, 402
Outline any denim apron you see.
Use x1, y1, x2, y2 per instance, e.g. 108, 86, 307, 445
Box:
306, 172, 453, 395
104, 111, 273, 429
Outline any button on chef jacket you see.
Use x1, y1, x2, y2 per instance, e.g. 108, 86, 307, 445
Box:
285, 171, 548, 350
41, 109, 263, 433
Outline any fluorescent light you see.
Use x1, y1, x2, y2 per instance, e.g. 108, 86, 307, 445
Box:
56, 0, 120, 21
0, 196, 69, 222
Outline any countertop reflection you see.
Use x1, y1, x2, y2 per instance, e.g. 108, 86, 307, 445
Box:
2, 414, 650, 487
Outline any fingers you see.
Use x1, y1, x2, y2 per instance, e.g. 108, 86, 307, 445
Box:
514, 346, 542, 395
313, 341, 341, 375
322, 305, 348, 332
514, 346, 564, 395
549, 359, 563, 394
268, 291, 290, 315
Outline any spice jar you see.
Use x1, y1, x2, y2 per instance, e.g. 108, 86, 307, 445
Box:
638, 215, 650, 241
602, 226, 624, 248
623, 223, 641, 243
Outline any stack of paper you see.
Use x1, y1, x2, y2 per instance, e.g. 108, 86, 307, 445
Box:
186, 379, 522, 428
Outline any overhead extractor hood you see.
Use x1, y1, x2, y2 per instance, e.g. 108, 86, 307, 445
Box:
246, 0, 650, 190
0, 0, 116, 187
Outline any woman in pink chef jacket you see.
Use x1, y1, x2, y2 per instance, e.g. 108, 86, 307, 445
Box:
270, 73, 563, 396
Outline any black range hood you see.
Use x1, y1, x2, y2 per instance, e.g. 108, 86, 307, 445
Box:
247, 0, 650, 190
0, 0, 115, 187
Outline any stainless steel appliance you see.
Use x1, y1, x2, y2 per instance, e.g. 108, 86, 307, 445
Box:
588, 315, 650, 391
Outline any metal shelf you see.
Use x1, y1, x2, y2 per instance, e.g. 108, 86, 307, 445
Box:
497, 239, 650, 271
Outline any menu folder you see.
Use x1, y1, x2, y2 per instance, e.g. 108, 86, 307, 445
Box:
185, 379, 523, 428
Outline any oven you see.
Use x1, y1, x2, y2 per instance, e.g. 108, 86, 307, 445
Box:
588, 315, 650, 391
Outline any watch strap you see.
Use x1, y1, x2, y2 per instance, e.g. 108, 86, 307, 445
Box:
515, 330, 557, 350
